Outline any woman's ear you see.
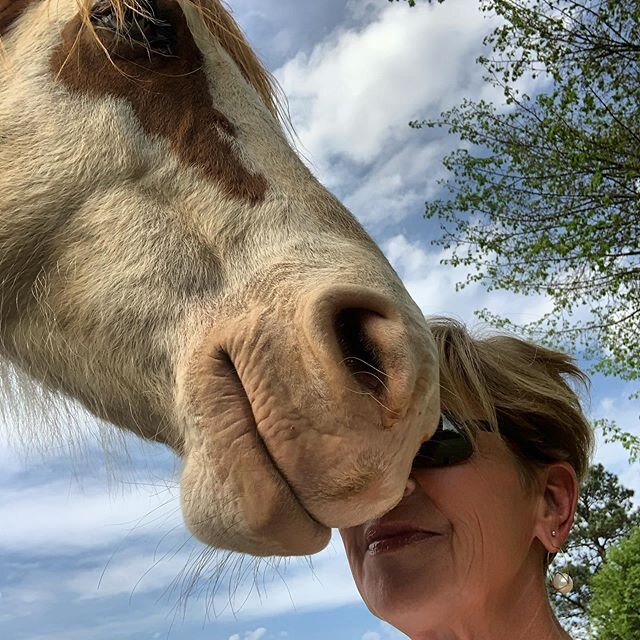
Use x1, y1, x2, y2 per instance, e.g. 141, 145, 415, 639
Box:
533, 462, 579, 552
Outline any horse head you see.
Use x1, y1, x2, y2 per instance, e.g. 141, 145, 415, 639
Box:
0, 0, 439, 556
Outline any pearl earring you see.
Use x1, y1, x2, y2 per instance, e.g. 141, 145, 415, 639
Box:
551, 572, 574, 594
547, 533, 573, 594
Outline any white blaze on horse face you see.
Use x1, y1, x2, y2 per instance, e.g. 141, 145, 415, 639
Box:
0, 0, 440, 556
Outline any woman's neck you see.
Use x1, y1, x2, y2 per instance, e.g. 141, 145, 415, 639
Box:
410, 570, 573, 640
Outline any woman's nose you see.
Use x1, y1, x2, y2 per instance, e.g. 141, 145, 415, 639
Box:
403, 476, 417, 498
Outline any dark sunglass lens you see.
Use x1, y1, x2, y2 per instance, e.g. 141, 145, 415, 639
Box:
412, 414, 474, 468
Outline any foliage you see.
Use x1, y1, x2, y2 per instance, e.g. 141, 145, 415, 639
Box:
596, 418, 640, 465
589, 526, 640, 639
549, 464, 640, 634
409, 0, 640, 438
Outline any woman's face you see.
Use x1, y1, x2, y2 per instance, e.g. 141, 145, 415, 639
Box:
339, 431, 543, 634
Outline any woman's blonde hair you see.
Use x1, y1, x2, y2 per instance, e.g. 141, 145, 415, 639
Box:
427, 317, 594, 486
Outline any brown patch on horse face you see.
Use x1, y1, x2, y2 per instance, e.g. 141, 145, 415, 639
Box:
0, 0, 39, 36
50, 1, 267, 204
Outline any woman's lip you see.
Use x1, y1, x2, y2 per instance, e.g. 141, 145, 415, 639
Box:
364, 523, 440, 549
366, 530, 439, 555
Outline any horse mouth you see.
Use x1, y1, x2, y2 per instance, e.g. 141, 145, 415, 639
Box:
180, 309, 435, 555
215, 347, 320, 522
181, 346, 330, 553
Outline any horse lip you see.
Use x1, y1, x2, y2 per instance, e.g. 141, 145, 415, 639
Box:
254, 410, 325, 529
221, 347, 325, 530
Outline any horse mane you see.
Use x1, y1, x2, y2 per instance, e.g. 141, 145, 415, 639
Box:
72, 0, 286, 123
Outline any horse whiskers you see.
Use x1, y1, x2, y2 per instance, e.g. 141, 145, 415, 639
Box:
96, 497, 182, 592
339, 355, 393, 379
165, 507, 246, 603
89, 477, 301, 628
128, 534, 190, 606
349, 369, 392, 395
344, 385, 400, 417
157, 502, 305, 625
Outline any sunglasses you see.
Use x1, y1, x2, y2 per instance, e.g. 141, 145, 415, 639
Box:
412, 413, 477, 468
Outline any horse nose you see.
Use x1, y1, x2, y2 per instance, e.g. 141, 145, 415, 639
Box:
302, 286, 427, 429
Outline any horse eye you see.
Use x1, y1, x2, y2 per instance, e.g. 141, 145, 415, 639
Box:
90, 0, 175, 57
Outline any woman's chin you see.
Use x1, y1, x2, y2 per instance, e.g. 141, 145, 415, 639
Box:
365, 581, 451, 636
361, 553, 449, 623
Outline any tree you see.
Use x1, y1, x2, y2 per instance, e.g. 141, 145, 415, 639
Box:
408, 0, 640, 450
589, 526, 640, 640
548, 464, 640, 634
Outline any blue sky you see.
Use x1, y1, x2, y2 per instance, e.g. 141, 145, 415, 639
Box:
1, 1, 638, 639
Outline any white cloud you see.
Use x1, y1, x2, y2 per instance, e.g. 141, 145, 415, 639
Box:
228, 630, 270, 640
591, 387, 640, 505
276, 0, 499, 227
0, 475, 182, 554
14, 531, 359, 623
278, 0, 492, 167
343, 140, 451, 225
65, 548, 196, 600
361, 632, 381, 640
383, 233, 554, 324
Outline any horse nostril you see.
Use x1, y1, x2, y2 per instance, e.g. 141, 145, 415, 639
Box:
334, 308, 388, 397
304, 285, 422, 429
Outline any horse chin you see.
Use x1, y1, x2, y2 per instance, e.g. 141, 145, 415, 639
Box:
179, 440, 332, 557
